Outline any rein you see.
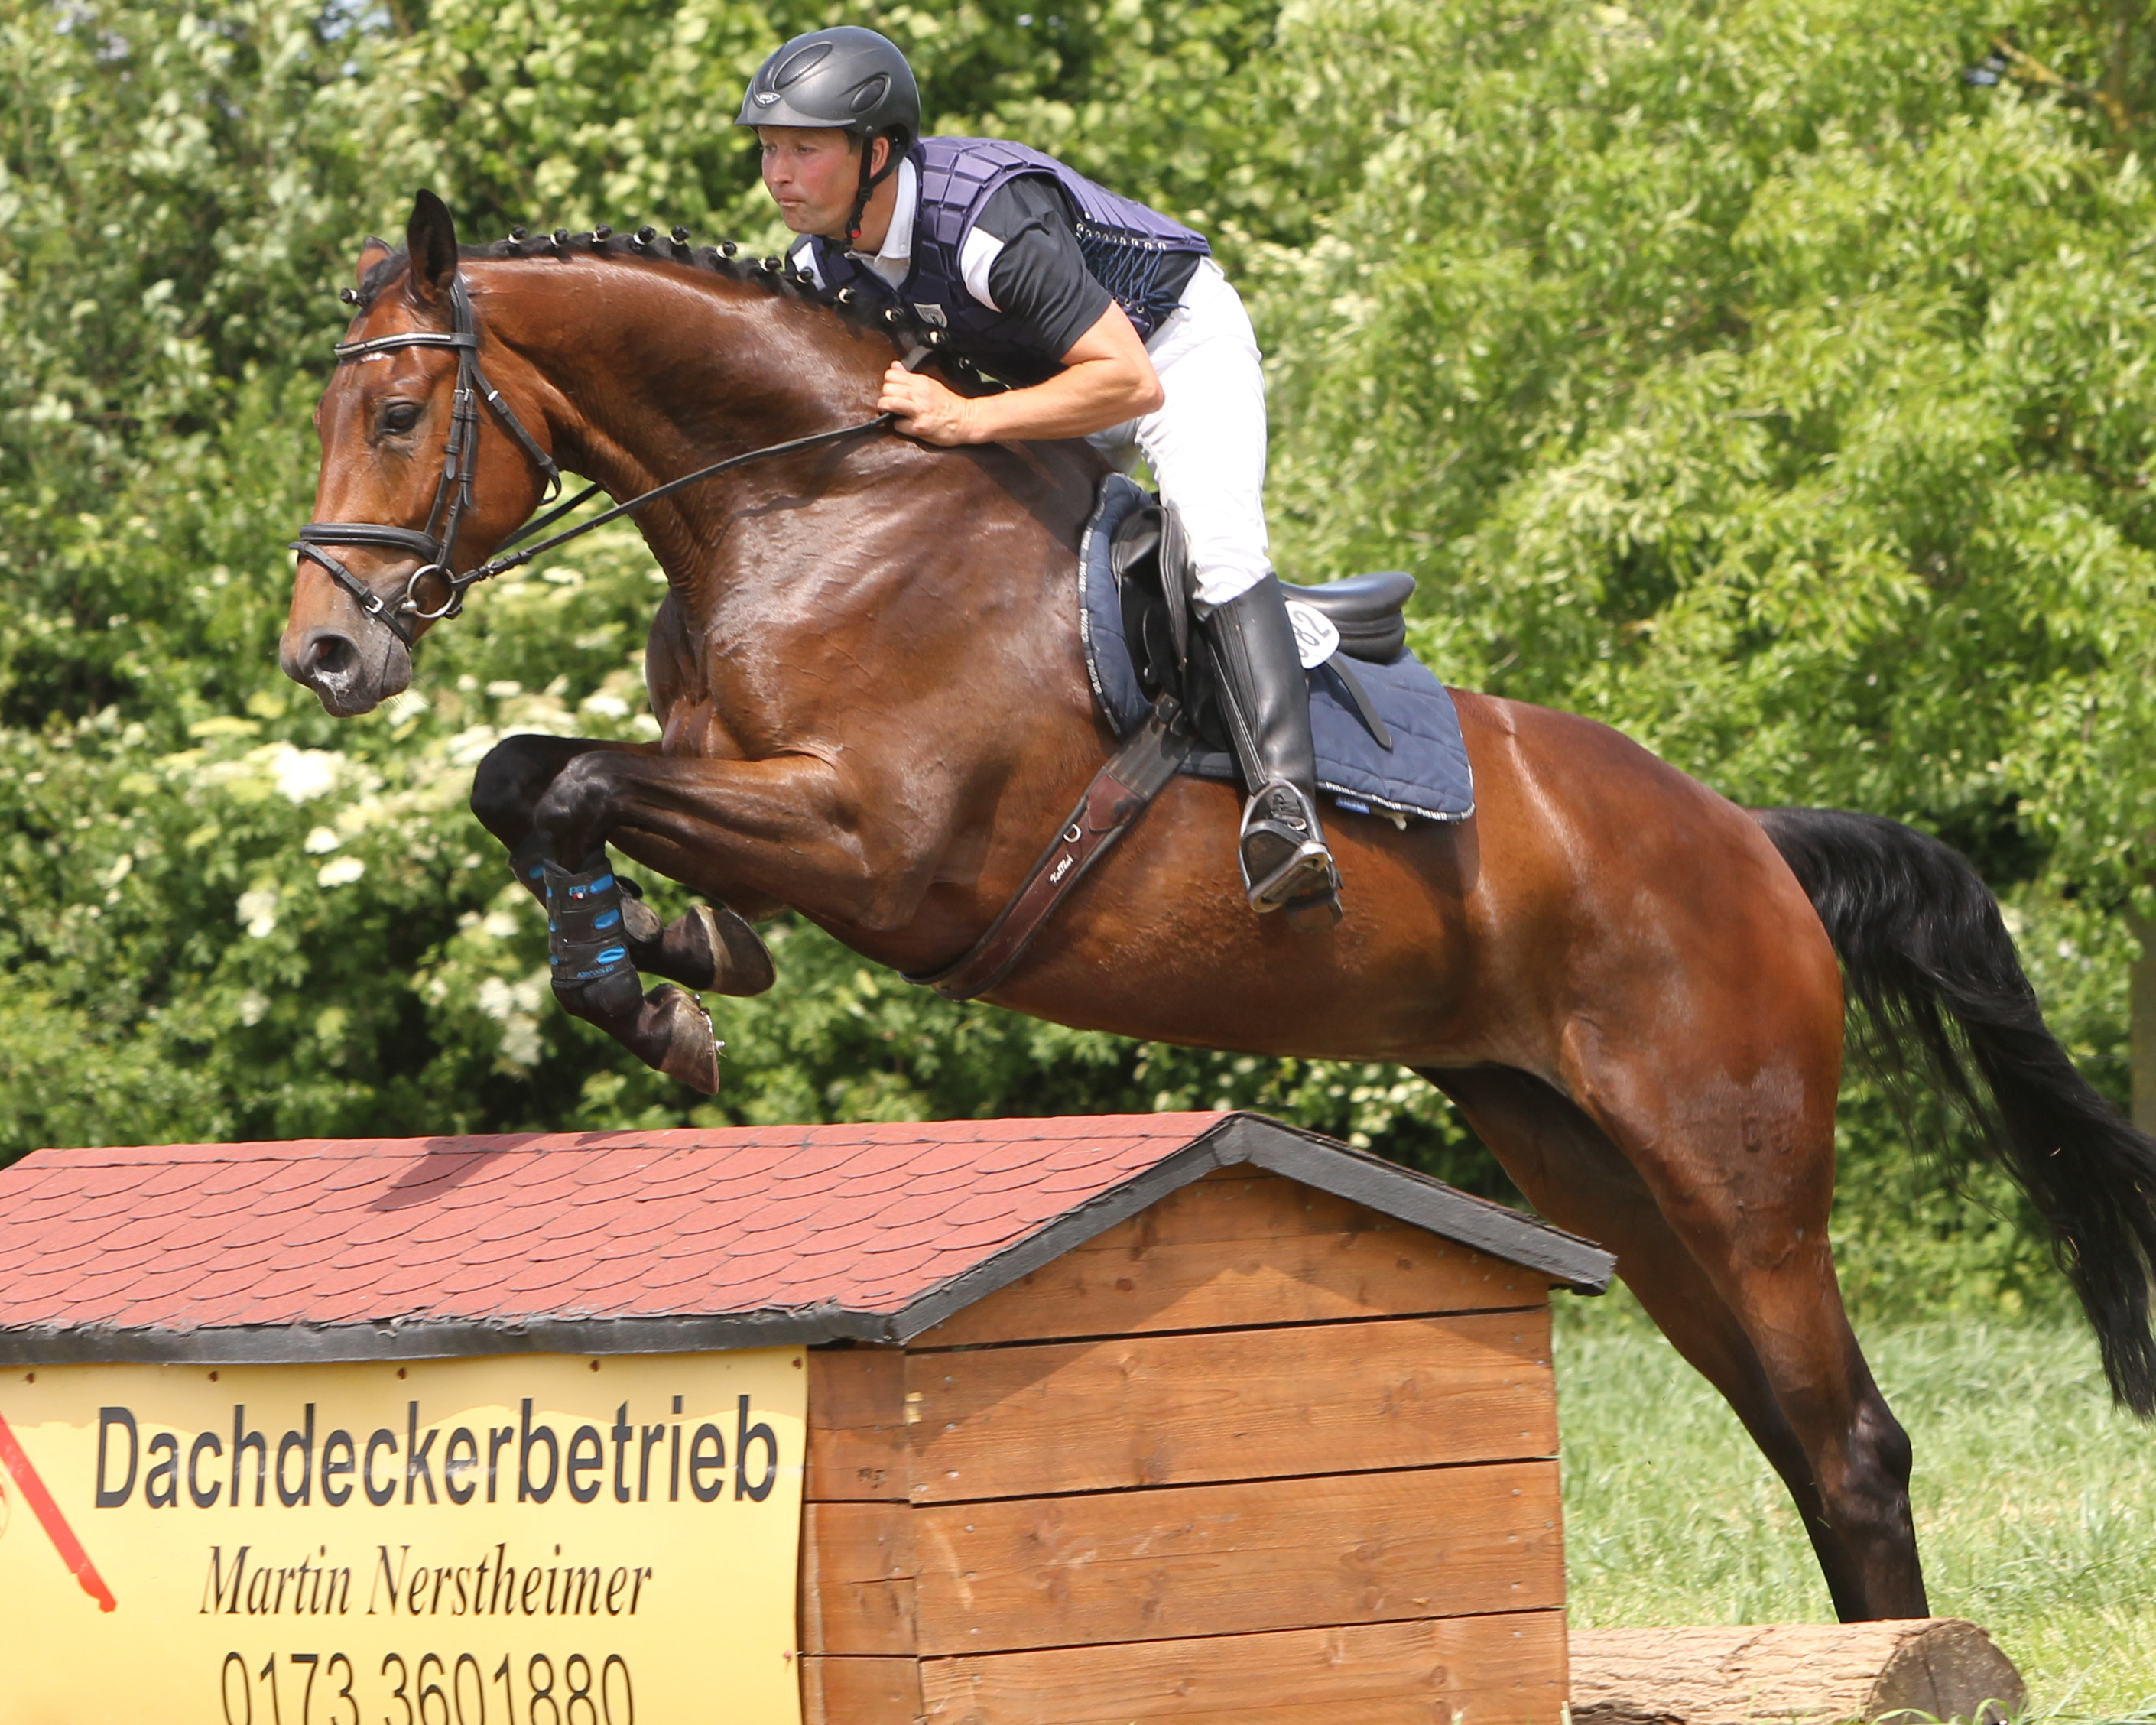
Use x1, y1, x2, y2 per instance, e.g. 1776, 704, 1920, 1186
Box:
294, 278, 924, 645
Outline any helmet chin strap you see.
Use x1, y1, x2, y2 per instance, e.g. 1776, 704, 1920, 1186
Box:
843, 132, 904, 249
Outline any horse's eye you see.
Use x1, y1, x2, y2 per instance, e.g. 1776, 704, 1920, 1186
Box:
379, 401, 421, 436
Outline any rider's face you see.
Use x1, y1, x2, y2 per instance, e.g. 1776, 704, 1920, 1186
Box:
758, 127, 865, 237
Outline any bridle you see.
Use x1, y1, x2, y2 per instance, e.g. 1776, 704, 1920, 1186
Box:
294, 275, 924, 648
294, 278, 558, 647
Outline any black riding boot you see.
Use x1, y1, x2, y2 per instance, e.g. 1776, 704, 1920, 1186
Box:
1200, 575, 1341, 918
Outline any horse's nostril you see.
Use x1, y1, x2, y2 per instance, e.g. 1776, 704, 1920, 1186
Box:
309, 632, 357, 679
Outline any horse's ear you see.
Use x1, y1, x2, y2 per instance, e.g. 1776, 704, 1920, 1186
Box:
405, 189, 459, 308
356, 236, 392, 287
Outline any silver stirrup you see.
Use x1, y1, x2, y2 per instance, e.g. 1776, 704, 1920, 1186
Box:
1239, 785, 1339, 914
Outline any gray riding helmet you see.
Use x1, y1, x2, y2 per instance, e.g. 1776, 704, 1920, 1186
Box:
735, 26, 921, 145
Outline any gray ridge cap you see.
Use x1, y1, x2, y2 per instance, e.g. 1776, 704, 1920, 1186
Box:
889, 1126, 1239, 1342
888, 1111, 1611, 1343
1209, 1113, 1613, 1293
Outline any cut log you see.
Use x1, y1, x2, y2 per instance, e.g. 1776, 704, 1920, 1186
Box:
1570, 1620, 2025, 1725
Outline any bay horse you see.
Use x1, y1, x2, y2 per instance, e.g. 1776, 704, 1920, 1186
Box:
282, 192, 2156, 1623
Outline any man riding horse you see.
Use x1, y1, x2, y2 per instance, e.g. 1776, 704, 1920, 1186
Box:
739, 26, 1339, 923
285, 98, 2156, 1619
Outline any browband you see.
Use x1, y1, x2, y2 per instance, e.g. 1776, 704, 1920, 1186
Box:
333, 330, 479, 361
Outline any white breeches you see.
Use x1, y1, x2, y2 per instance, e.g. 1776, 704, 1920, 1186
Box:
1087, 258, 1271, 607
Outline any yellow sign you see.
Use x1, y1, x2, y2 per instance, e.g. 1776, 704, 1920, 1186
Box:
0, 1350, 806, 1725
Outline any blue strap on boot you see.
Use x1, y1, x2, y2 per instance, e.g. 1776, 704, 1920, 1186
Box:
509, 833, 550, 901
543, 858, 635, 989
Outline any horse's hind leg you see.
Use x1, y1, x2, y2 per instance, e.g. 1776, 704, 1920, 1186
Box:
469, 734, 776, 998
1528, 986, 1926, 1621
1429, 1066, 1912, 1621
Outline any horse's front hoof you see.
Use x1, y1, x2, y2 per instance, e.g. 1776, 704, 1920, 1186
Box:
703, 905, 777, 996
633, 904, 776, 997
644, 983, 723, 1093
618, 888, 667, 946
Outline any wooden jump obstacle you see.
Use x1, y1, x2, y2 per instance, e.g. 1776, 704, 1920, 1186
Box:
791, 1113, 1611, 1725
0, 1111, 1612, 1725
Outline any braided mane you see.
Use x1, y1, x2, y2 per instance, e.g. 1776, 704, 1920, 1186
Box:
349, 224, 977, 377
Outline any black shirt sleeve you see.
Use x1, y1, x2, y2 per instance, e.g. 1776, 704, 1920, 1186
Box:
972, 177, 1115, 360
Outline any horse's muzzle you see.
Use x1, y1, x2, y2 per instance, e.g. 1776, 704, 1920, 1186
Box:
279, 619, 412, 717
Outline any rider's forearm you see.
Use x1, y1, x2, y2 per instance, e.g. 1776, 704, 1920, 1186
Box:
963, 355, 1164, 443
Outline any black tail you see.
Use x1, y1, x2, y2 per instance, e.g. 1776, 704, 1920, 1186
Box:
1756, 805, 2156, 1415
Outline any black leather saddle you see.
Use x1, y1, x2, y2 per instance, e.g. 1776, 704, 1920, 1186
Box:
1286, 570, 1416, 664
1107, 495, 1414, 751
1109, 502, 1415, 664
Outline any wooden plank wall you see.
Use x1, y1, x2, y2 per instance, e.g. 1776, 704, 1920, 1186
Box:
799, 1168, 1569, 1725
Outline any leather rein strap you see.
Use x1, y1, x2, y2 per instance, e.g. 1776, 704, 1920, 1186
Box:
294, 280, 921, 645
907, 700, 1193, 1002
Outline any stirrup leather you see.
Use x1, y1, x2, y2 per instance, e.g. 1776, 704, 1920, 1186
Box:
1239, 781, 1339, 914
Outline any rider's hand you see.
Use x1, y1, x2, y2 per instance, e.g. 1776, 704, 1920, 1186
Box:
880, 364, 980, 446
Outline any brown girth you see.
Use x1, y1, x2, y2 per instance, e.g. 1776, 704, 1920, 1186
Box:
908, 700, 1191, 1002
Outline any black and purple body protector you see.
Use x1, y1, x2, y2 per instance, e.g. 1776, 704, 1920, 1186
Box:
804, 137, 1211, 382
543, 859, 635, 990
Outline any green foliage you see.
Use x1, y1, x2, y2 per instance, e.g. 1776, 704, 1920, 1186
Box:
2, 0, 2153, 1328
1261, 0, 2156, 921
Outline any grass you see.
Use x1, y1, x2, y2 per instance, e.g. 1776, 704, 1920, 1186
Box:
1553, 1294, 2156, 1722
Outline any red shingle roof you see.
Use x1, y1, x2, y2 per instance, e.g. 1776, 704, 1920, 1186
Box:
0, 1113, 1612, 1365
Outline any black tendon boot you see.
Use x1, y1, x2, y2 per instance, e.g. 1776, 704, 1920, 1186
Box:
1200, 576, 1342, 921
541, 854, 641, 1016
509, 833, 774, 996
512, 833, 662, 944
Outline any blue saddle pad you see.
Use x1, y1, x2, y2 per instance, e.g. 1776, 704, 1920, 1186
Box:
1078, 475, 1475, 824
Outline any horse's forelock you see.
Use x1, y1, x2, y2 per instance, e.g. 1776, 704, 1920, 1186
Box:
353, 249, 410, 313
